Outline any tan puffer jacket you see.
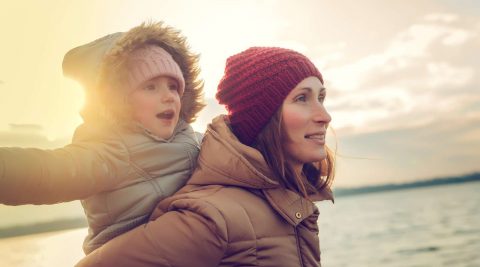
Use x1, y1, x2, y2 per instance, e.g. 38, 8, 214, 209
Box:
76, 115, 333, 267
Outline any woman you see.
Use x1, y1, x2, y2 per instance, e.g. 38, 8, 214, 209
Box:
77, 46, 335, 267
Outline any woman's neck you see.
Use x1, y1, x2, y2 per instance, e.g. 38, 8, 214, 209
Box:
291, 163, 304, 178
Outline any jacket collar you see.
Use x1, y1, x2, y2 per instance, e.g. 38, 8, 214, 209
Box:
188, 115, 334, 225
263, 187, 333, 226
140, 119, 191, 142
187, 115, 278, 188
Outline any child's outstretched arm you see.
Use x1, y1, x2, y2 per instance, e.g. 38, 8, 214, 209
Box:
0, 121, 200, 206
0, 138, 130, 205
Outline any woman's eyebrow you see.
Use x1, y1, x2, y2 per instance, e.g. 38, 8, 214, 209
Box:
298, 86, 326, 93
298, 87, 312, 92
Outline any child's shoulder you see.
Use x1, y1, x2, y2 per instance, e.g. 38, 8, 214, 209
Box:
71, 120, 202, 152
171, 121, 203, 146
71, 122, 124, 143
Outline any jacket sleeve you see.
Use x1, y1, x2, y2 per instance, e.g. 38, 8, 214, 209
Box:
0, 138, 130, 205
75, 207, 227, 267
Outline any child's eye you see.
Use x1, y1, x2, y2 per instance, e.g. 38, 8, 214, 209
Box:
168, 82, 179, 92
144, 84, 156, 91
294, 94, 307, 102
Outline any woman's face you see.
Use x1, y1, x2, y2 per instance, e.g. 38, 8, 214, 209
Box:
281, 76, 331, 170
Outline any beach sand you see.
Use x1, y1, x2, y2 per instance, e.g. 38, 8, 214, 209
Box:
0, 228, 86, 266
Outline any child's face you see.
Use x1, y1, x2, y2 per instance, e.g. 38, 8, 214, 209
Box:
129, 76, 181, 139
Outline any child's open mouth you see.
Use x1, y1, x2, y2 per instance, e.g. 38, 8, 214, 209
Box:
156, 110, 175, 120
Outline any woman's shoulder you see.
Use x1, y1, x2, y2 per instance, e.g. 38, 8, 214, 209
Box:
169, 184, 262, 204
154, 185, 286, 245
162, 185, 272, 225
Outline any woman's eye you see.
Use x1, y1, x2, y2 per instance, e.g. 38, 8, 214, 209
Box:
294, 94, 307, 102
318, 94, 326, 103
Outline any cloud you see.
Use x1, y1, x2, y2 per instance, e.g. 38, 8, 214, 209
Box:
426, 62, 474, 87
442, 28, 474, 45
323, 13, 479, 135
0, 124, 69, 148
424, 13, 458, 23
333, 115, 480, 186
8, 123, 43, 131
191, 97, 227, 133
327, 14, 477, 89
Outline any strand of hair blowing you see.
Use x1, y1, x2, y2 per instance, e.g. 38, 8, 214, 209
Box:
254, 109, 335, 198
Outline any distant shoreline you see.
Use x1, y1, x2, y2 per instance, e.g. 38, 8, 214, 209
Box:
0, 217, 87, 239
1, 172, 479, 239
334, 172, 480, 197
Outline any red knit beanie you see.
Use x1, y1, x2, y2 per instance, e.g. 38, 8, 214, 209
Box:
216, 47, 323, 146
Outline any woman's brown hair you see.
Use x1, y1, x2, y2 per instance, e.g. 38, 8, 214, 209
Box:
254, 108, 335, 198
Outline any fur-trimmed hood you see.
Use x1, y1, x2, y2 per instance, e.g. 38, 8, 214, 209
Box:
63, 21, 205, 124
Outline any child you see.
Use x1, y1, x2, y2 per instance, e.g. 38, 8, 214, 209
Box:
0, 21, 205, 254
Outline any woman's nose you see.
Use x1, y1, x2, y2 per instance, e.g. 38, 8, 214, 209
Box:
313, 104, 331, 124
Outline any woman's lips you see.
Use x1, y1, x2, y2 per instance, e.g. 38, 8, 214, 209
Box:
305, 133, 325, 144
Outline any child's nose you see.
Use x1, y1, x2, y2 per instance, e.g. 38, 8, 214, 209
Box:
160, 88, 176, 103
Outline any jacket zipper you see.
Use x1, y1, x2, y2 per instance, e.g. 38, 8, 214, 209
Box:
294, 227, 305, 267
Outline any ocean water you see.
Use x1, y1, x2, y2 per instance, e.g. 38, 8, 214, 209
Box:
317, 182, 480, 267
0, 228, 85, 267
0, 201, 84, 229
0, 182, 478, 266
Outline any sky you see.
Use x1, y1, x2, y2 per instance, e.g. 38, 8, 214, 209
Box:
0, 0, 479, 187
